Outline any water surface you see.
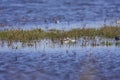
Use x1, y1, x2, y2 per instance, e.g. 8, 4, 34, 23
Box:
0, 0, 120, 30
0, 39, 120, 80
0, 0, 120, 80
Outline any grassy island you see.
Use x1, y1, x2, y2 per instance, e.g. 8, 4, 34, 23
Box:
0, 26, 120, 42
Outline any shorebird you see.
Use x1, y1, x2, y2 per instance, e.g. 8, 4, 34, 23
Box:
63, 37, 76, 44
55, 19, 60, 24
53, 17, 60, 24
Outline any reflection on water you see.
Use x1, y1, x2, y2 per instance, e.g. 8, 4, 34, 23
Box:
0, 37, 120, 52
0, 38, 120, 80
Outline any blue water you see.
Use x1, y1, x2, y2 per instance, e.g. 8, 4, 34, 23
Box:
0, 0, 120, 30
0, 0, 120, 80
0, 40, 120, 80
0, 39, 120, 80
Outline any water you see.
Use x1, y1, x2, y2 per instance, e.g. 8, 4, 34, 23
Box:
0, 0, 120, 30
0, 39, 120, 80
0, 0, 120, 80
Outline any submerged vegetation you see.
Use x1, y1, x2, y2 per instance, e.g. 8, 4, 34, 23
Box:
0, 26, 120, 41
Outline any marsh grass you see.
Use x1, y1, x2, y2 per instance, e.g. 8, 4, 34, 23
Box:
0, 26, 120, 42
